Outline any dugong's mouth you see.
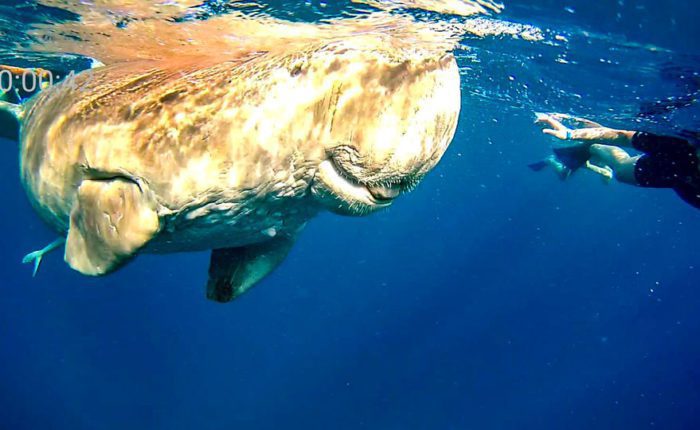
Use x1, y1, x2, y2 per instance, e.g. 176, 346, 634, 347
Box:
311, 158, 402, 215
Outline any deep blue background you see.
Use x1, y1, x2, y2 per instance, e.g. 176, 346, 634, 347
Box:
2, 1, 700, 429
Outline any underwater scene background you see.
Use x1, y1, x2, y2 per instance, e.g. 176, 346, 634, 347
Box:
1, 0, 700, 428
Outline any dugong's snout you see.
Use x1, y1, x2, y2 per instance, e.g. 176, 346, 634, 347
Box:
312, 156, 408, 216
310, 53, 461, 216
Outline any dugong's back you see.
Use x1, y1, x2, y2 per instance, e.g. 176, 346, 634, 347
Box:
21, 41, 459, 231
20, 57, 250, 232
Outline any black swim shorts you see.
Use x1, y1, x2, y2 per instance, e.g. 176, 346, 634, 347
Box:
633, 132, 700, 209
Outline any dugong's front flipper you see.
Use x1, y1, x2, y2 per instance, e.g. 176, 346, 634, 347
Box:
65, 178, 160, 275
207, 235, 297, 303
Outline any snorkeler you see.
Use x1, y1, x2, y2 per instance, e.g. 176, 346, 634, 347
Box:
530, 113, 700, 209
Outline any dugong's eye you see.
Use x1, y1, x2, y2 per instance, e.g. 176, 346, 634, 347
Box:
289, 59, 308, 77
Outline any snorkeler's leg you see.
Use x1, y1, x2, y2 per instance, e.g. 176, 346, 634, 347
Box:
528, 155, 571, 180
22, 237, 66, 277
588, 144, 640, 185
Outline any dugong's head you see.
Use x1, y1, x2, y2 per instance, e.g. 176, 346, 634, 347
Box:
309, 47, 461, 216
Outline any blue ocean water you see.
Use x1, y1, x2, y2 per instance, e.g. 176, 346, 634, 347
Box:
1, 1, 700, 429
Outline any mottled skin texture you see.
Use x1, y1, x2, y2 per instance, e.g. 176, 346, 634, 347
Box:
18, 35, 460, 300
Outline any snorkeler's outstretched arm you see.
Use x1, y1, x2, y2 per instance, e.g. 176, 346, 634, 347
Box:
535, 113, 636, 147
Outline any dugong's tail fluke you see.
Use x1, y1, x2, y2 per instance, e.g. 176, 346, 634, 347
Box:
1, 64, 51, 140
0, 64, 36, 122
0, 101, 22, 120
0, 100, 22, 141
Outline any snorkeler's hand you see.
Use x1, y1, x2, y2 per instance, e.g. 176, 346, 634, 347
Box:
535, 113, 574, 140
585, 160, 614, 183
535, 113, 635, 145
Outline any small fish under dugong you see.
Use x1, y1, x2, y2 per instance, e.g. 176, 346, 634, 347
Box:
3, 11, 461, 302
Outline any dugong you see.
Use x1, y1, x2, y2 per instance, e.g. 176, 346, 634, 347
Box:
3, 24, 460, 302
